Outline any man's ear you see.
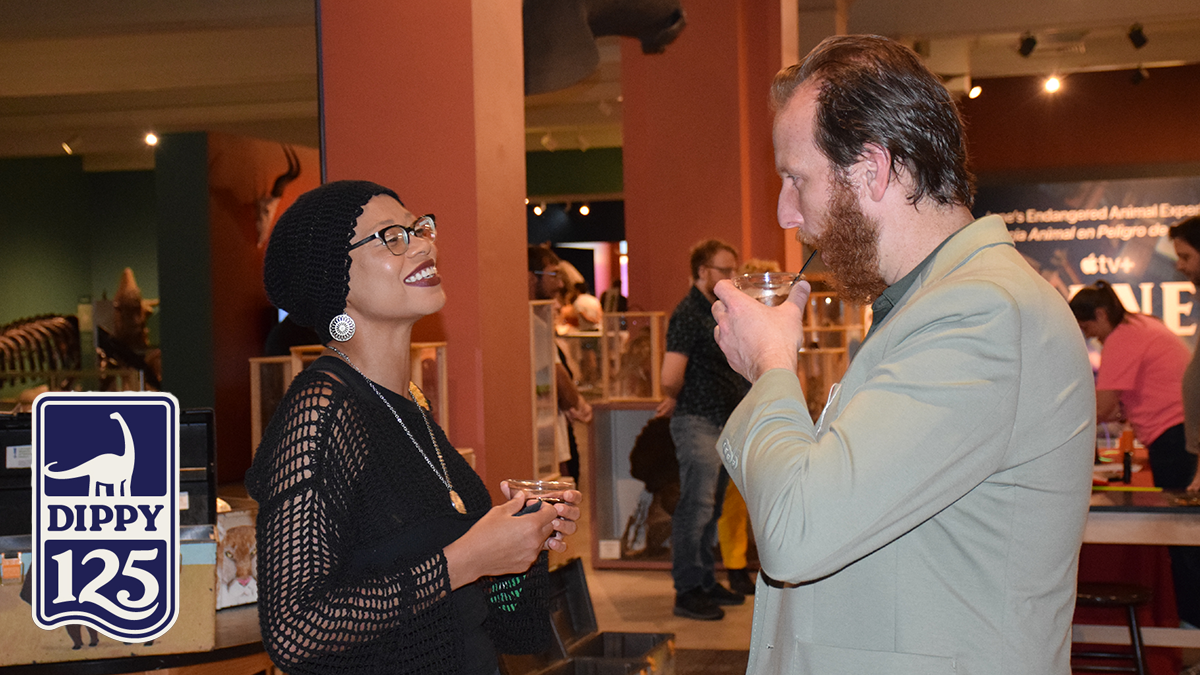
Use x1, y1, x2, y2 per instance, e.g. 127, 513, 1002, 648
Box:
855, 143, 893, 203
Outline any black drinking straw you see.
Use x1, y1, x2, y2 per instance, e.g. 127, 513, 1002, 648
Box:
791, 249, 818, 286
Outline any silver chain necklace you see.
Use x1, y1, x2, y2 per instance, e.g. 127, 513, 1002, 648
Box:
328, 346, 466, 514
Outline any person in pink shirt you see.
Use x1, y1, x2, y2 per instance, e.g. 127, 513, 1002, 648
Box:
1070, 279, 1200, 627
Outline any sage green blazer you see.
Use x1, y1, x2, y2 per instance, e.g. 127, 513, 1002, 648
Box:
718, 216, 1095, 675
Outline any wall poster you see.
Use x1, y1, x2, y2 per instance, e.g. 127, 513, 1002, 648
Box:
974, 175, 1200, 337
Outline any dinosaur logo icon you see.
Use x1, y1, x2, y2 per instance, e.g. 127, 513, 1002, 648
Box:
32, 392, 180, 643
43, 413, 136, 497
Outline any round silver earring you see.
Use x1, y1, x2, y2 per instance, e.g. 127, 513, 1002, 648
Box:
329, 314, 356, 342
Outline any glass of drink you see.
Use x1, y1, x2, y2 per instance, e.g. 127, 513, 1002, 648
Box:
732, 272, 801, 306
505, 478, 576, 505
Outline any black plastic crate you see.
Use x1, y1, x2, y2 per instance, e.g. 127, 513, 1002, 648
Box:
500, 558, 675, 675
539, 656, 660, 675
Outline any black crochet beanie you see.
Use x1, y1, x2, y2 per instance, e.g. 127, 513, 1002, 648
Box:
263, 180, 402, 343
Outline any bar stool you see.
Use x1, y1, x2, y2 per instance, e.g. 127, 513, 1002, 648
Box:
1071, 582, 1152, 675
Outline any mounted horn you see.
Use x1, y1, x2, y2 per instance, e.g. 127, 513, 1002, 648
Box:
257, 144, 302, 248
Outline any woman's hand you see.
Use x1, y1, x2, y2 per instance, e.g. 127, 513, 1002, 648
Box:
567, 400, 593, 424
499, 482, 582, 553
444, 493, 558, 589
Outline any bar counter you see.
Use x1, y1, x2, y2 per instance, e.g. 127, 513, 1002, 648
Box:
1077, 489, 1200, 650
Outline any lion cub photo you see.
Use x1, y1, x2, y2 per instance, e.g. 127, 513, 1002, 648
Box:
216, 511, 257, 609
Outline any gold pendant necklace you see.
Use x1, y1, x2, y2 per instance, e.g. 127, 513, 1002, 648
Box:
330, 347, 466, 514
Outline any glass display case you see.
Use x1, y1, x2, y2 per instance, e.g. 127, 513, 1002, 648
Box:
249, 342, 450, 453
248, 356, 293, 453
600, 311, 664, 401
409, 342, 448, 430
797, 289, 868, 420
556, 329, 603, 401
530, 300, 561, 479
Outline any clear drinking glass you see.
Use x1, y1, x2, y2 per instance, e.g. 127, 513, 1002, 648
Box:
505, 478, 575, 505
732, 272, 800, 306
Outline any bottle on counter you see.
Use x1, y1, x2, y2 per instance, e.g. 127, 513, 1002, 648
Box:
1118, 427, 1134, 484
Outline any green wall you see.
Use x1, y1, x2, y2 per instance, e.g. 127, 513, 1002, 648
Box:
0, 157, 162, 400
526, 148, 623, 196
0, 158, 160, 329
154, 132, 214, 410
0, 156, 91, 325
89, 170, 159, 303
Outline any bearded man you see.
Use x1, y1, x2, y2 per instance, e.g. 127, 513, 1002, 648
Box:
709, 35, 1095, 674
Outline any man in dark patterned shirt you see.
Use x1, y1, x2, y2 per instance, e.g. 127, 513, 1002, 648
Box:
656, 239, 752, 620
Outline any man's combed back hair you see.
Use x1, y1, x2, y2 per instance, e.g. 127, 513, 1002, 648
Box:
772, 35, 975, 209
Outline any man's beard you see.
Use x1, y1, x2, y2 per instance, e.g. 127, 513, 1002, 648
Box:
805, 176, 889, 305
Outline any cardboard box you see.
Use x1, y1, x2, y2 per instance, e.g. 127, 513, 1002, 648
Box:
0, 526, 217, 667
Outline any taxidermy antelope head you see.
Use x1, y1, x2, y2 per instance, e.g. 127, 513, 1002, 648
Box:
257, 144, 301, 247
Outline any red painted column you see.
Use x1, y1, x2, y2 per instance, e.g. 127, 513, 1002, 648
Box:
622, 0, 793, 311
319, 0, 531, 495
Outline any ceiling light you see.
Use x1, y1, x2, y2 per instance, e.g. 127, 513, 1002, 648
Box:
579, 204, 590, 216
577, 135, 590, 152
1131, 66, 1150, 85
524, 198, 530, 205
1128, 23, 1148, 49
533, 204, 544, 216
61, 135, 78, 155
968, 85, 982, 99
540, 132, 557, 152
144, 132, 159, 146
1043, 76, 1061, 93
1018, 33, 1037, 58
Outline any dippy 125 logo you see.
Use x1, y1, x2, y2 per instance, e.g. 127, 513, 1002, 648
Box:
32, 392, 180, 642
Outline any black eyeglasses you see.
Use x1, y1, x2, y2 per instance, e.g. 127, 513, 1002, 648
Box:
703, 264, 737, 277
348, 214, 437, 255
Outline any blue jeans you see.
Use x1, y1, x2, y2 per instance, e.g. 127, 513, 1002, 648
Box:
1148, 424, 1200, 627
669, 415, 728, 593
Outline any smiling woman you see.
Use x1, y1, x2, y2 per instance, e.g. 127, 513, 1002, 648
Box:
246, 180, 582, 675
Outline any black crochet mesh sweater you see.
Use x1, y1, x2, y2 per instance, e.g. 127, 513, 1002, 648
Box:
246, 357, 550, 675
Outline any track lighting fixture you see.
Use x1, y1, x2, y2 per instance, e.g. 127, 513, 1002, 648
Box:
1018, 32, 1037, 58
1131, 66, 1150, 85
1128, 23, 1148, 49
61, 135, 79, 155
